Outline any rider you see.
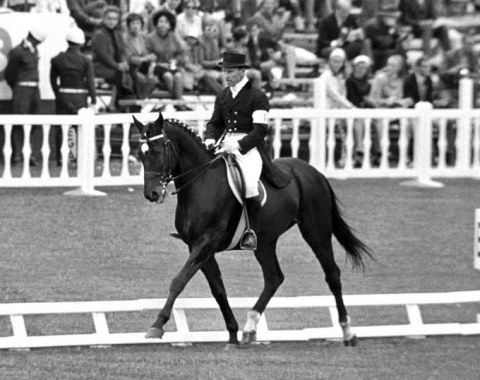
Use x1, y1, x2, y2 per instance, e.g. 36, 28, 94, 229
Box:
204, 51, 289, 250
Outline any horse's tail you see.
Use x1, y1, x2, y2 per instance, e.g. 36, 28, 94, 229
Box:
327, 181, 373, 269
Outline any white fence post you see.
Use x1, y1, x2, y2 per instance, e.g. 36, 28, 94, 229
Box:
401, 102, 443, 188
310, 77, 326, 172
64, 108, 106, 196
457, 78, 474, 171
475, 209, 480, 270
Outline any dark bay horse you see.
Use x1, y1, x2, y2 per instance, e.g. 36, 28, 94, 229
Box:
133, 112, 372, 347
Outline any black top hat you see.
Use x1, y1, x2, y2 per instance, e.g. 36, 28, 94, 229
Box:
217, 51, 250, 69
152, 10, 176, 31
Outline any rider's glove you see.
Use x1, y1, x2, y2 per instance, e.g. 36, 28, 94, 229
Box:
205, 139, 216, 149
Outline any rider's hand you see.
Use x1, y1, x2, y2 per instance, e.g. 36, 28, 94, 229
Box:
222, 140, 240, 153
204, 139, 216, 149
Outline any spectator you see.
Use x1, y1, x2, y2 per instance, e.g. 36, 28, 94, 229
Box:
183, 28, 223, 95
6, 0, 36, 12
364, 4, 409, 71
346, 55, 373, 167
198, 18, 226, 88
33, 0, 70, 14
124, 12, 159, 99
66, 0, 105, 39
4, 25, 46, 166
147, 0, 181, 32
319, 48, 355, 167
316, 0, 366, 60
368, 53, 412, 165
176, 0, 203, 41
228, 26, 262, 86
91, 5, 130, 112
50, 27, 96, 166
279, 0, 305, 31
146, 10, 186, 105
398, 0, 451, 52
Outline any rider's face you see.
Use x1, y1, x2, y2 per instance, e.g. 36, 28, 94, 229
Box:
223, 68, 245, 87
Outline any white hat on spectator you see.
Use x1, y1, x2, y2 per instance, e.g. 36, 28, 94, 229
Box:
29, 25, 47, 43
352, 55, 372, 66
329, 48, 346, 60
66, 27, 86, 45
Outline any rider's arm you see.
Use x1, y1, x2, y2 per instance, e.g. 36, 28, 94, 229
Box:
237, 90, 269, 153
205, 94, 225, 142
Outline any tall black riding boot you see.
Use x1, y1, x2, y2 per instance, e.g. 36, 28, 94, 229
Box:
240, 196, 261, 250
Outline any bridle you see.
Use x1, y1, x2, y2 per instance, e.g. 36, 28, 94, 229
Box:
139, 130, 223, 197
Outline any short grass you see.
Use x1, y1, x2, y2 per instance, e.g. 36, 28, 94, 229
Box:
0, 178, 479, 379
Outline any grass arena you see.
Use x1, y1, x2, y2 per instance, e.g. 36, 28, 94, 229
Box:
1, 178, 479, 379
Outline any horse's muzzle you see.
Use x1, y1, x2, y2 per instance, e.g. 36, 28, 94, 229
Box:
144, 187, 166, 204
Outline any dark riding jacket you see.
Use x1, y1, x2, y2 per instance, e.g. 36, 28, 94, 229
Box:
205, 79, 290, 188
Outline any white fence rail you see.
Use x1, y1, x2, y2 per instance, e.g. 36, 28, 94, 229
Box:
1, 85, 479, 192
0, 291, 479, 349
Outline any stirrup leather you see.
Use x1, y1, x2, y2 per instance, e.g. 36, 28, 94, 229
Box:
240, 229, 257, 250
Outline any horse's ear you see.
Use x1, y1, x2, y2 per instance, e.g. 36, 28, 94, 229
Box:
132, 115, 145, 135
154, 112, 164, 130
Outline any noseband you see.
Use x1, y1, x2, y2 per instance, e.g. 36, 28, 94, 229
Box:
139, 130, 223, 197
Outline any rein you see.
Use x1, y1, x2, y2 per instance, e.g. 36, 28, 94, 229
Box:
140, 132, 223, 197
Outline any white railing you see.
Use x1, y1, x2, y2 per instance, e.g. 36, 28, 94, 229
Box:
1, 81, 479, 192
0, 291, 479, 349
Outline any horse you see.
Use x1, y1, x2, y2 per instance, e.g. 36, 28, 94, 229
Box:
133, 112, 372, 347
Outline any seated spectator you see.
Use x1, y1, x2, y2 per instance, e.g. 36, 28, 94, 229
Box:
398, 0, 451, 52
346, 55, 373, 167
198, 18, 226, 87
368, 53, 412, 165
124, 12, 159, 99
278, 0, 305, 31
252, 0, 296, 78
176, 0, 203, 41
319, 48, 355, 167
227, 26, 262, 86
66, 0, 105, 40
6, 0, 36, 12
91, 5, 129, 112
33, 0, 70, 14
183, 28, 223, 95
146, 10, 186, 105
364, 4, 409, 71
316, 0, 366, 60
147, 0, 181, 33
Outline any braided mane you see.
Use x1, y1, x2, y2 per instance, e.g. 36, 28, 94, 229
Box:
164, 118, 211, 154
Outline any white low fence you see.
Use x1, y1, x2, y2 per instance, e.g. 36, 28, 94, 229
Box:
0, 291, 479, 349
0, 94, 479, 192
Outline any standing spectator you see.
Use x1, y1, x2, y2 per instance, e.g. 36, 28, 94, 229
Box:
124, 12, 159, 99
91, 5, 129, 112
4, 26, 46, 166
364, 4, 408, 71
146, 10, 186, 106
346, 55, 373, 167
368, 54, 412, 165
316, 0, 366, 60
50, 27, 96, 166
175, 0, 203, 41
319, 48, 355, 167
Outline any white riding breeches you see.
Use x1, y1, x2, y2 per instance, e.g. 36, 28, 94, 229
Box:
219, 133, 262, 198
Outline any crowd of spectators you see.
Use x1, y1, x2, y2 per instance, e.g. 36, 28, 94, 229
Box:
2, 0, 480, 166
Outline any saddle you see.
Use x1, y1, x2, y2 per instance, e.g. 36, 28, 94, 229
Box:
222, 154, 266, 251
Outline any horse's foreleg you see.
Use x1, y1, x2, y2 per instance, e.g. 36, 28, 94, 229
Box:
201, 256, 239, 346
241, 240, 284, 345
146, 244, 213, 339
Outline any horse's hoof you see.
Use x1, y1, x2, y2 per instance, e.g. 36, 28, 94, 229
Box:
344, 334, 358, 347
240, 330, 256, 345
145, 327, 165, 339
224, 343, 239, 351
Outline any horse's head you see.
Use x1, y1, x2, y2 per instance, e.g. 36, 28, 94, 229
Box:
133, 112, 179, 204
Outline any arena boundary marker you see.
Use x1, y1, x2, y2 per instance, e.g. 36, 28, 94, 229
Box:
0, 291, 479, 350
475, 209, 480, 270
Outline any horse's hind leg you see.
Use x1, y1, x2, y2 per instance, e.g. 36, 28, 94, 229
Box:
242, 239, 284, 345
298, 222, 358, 347
200, 256, 239, 346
